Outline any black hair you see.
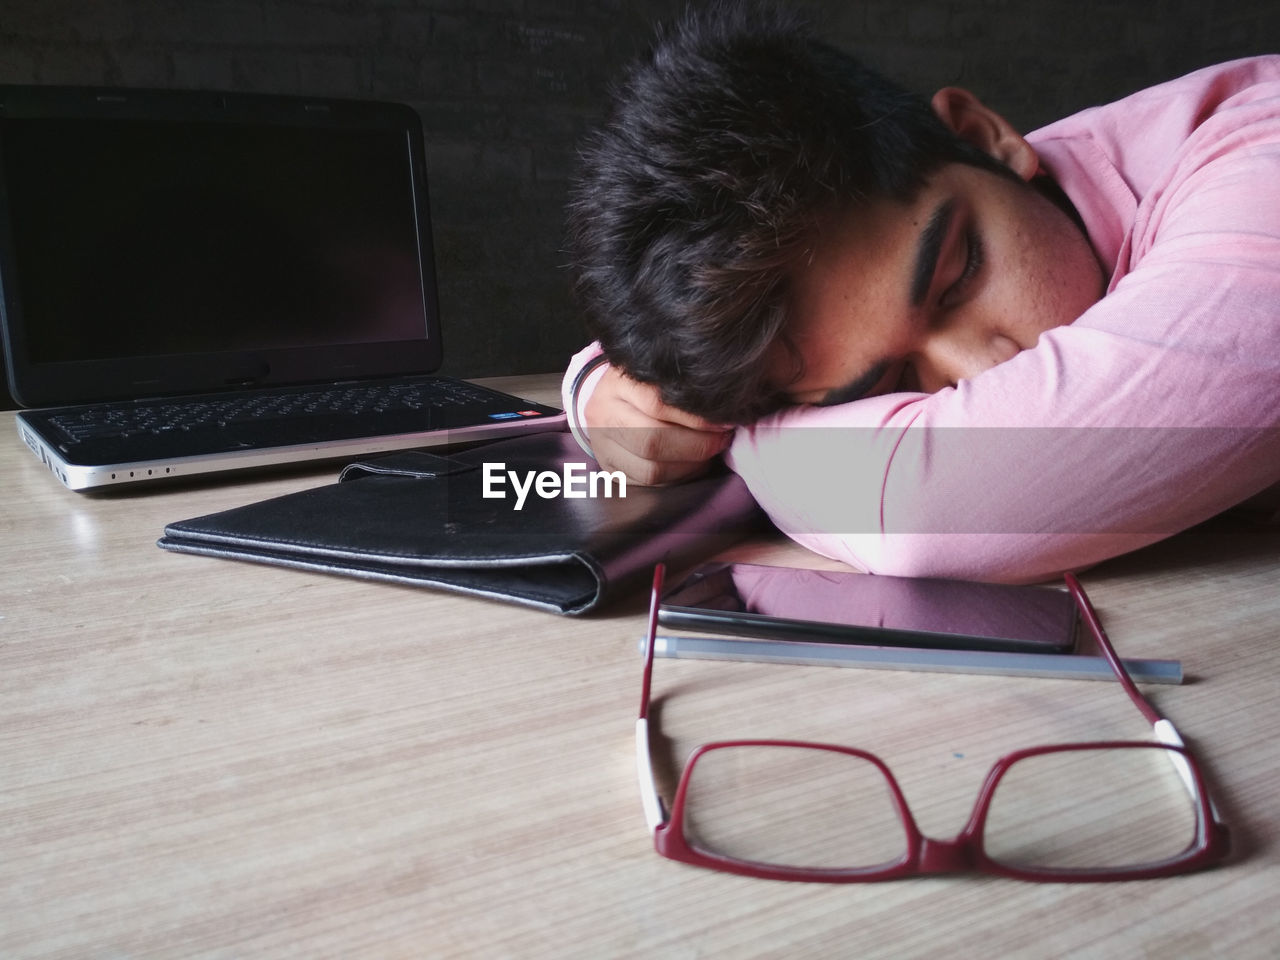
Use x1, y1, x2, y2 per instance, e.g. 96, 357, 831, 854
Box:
566, 2, 1012, 422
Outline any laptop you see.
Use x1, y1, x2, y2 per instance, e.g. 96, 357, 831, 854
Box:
0, 85, 565, 491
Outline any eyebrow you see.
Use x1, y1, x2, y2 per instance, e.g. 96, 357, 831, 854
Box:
910, 198, 956, 307
811, 200, 955, 406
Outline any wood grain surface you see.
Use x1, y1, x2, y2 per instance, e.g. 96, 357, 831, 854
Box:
3, 375, 1277, 959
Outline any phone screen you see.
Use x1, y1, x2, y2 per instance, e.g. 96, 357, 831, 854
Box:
659, 563, 1080, 654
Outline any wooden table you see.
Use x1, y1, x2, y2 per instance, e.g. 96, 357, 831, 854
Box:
3, 375, 1278, 959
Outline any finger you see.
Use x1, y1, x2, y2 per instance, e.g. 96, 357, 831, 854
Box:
586, 375, 731, 460
613, 373, 731, 432
593, 420, 731, 465
590, 435, 718, 486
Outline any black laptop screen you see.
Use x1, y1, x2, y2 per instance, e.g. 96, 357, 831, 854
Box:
0, 88, 442, 407
5, 118, 425, 363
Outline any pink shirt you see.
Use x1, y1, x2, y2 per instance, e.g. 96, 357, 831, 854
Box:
564, 57, 1280, 582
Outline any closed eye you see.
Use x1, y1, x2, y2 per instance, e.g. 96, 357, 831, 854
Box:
941, 225, 984, 308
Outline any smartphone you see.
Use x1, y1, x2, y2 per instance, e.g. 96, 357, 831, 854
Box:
659, 563, 1080, 654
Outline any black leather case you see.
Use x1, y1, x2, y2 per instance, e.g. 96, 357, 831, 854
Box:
158, 432, 767, 614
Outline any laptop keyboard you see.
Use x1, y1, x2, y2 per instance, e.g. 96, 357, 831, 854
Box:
47, 378, 520, 448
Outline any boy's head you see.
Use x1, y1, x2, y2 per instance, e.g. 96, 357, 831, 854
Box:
567, 5, 1102, 422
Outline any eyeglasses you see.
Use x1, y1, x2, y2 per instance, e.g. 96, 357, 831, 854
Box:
636, 564, 1230, 882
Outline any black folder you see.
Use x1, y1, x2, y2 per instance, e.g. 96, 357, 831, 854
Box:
158, 432, 768, 614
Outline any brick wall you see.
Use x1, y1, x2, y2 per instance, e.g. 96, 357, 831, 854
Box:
1, 0, 1277, 403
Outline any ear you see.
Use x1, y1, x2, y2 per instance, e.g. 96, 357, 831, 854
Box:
930, 87, 1039, 181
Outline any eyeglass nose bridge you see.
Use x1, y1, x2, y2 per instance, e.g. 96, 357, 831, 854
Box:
916, 835, 978, 874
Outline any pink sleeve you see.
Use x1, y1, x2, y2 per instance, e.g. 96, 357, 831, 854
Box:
561, 342, 608, 457
728, 139, 1280, 582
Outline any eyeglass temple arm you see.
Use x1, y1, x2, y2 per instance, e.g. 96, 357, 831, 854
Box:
637, 564, 669, 833
636, 718, 667, 833
1065, 573, 1163, 725
1065, 573, 1223, 822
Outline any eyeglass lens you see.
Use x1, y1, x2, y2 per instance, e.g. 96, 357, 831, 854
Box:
982, 745, 1200, 870
681, 744, 909, 870
678, 743, 1201, 873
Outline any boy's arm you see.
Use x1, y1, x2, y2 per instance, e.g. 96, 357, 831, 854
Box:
728, 274, 1280, 583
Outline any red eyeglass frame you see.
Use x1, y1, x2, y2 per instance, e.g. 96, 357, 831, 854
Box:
636, 564, 1232, 883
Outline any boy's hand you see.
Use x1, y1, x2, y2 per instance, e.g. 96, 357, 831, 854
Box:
584, 367, 733, 485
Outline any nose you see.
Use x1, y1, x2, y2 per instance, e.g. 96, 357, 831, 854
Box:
913, 330, 1022, 392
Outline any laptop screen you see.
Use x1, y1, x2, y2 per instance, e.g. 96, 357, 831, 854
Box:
0, 87, 442, 407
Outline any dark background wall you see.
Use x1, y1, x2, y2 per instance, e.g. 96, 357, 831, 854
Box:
2, 0, 1278, 409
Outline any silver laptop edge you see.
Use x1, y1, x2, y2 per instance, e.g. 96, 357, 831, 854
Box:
16, 410, 567, 490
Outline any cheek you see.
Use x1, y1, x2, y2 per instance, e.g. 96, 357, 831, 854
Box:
795, 314, 870, 390
1000, 215, 1103, 341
